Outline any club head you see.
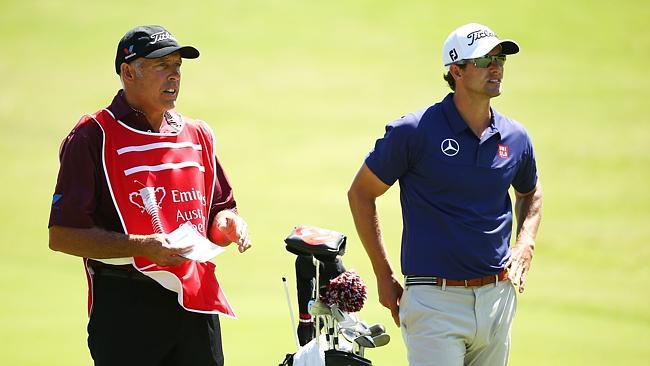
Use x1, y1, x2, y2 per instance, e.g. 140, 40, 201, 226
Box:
339, 328, 358, 343
372, 333, 390, 347
367, 323, 386, 337
308, 300, 331, 316
330, 305, 346, 323
330, 305, 359, 327
354, 334, 376, 348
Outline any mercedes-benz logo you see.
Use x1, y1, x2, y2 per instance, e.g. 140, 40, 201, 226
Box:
440, 138, 460, 157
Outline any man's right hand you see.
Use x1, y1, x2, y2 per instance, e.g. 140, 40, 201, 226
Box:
377, 274, 404, 327
137, 233, 193, 266
49, 226, 193, 266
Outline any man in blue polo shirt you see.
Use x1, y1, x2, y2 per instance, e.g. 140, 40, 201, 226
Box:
348, 23, 543, 365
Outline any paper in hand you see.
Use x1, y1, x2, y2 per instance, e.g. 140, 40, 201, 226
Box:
166, 222, 225, 262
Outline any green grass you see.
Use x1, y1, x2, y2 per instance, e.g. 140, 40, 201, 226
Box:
1, 0, 649, 365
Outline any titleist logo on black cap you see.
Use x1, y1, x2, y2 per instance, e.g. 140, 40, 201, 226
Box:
149, 31, 176, 45
466, 29, 496, 46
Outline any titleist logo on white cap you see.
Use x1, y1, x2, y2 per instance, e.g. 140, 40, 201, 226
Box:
466, 29, 496, 46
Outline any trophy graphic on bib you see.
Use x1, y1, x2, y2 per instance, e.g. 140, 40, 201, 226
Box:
129, 186, 167, 233
124, 183, 233, 316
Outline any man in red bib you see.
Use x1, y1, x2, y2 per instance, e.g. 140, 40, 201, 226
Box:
48, 25, 252, 366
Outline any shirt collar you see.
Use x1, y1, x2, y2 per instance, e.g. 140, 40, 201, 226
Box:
107, 90, 153, 131
441, 92, 501, 136
490, 108, 506, 135
106, 90, 183, 133
441, 93, 469, 134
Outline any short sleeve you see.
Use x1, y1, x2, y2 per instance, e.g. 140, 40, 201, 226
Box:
365, 115, 423, 186
48, 122, 102, 228
511, 132, 538, 194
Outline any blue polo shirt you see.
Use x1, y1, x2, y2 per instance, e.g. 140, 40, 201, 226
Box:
365, 93, 537, 279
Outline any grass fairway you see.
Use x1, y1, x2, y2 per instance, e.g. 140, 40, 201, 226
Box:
1, 0, 648, 365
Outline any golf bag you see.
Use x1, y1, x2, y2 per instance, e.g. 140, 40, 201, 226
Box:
279, 350, 372, 366
279, 225, 386, 366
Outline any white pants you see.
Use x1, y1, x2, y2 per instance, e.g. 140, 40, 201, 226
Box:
399, 280, 517, 366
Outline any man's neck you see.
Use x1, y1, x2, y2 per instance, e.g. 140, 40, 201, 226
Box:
452, 91, 491, 138
122, 90, 165, 132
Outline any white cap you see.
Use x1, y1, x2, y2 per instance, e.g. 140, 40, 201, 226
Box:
442, 23, 519, 70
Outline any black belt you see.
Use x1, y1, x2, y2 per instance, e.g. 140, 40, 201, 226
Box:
92, 266, 154, 282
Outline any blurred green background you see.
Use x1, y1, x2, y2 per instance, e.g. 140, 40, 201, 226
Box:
1, 0, 649, 365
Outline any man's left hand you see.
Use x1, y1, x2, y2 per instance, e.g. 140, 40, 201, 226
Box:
505, 238, 534, 293
210, 210, 252, 253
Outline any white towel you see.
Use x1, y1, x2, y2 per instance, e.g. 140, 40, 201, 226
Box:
292, 335, 326, 366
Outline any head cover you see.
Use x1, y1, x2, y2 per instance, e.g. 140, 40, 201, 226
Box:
115, 25, 200, 74
442, 23, 519, 71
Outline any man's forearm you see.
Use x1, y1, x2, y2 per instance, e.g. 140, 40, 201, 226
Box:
49, 225, 151, 259
348, 191, 394, 278
515, 181, 543, 243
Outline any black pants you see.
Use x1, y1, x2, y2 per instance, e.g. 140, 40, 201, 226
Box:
88, 270, 224, 366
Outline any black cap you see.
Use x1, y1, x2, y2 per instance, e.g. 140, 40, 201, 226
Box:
115, 25, 200, 74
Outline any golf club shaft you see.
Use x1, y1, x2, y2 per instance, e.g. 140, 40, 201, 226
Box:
313, 257, 321, 340
282, 277, 300, 350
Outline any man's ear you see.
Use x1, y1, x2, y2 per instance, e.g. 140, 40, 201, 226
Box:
450, 64, 463, 81
120, 62, 135, 81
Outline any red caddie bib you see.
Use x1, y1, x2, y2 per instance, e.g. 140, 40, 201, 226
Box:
85, 108, 235, 317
